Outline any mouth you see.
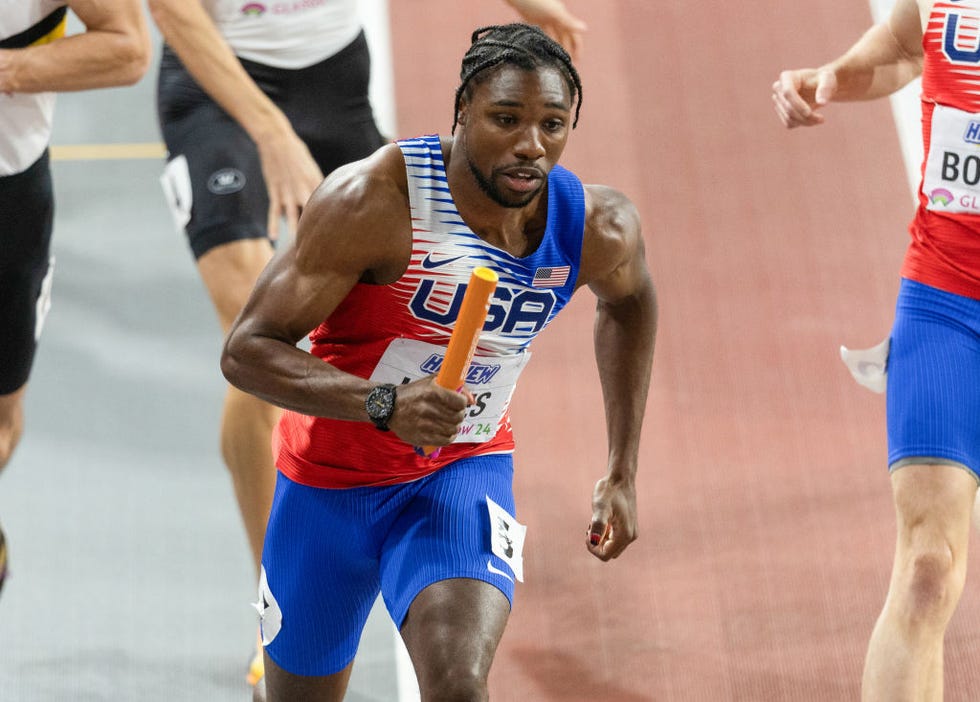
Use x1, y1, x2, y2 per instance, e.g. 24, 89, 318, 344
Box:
499, 167, 544, 193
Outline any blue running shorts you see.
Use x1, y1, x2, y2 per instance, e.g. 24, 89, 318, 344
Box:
887, 278, 980, 483
257, 453, 520, 676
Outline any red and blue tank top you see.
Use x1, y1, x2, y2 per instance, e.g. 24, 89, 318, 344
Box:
909, 0, 980, 297
274, 135, 586, 488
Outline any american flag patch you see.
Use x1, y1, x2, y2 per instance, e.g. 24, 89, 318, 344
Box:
531, 265, 570, 288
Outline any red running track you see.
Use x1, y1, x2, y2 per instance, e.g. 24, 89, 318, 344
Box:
388, 2, 980, 699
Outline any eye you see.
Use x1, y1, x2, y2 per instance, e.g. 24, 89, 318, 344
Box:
496, 113, 517, 126
543, 119, 565, 133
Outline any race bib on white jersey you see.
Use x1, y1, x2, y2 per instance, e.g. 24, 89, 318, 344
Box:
369, 338, 530, 443
923, 104, 980, 214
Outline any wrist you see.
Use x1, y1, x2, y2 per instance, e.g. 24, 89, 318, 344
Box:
0, 50, 19, 94
365, 383, 397, 431
605, 458, 637, 487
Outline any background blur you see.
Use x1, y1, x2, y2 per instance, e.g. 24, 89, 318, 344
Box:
2, 2, 979, 701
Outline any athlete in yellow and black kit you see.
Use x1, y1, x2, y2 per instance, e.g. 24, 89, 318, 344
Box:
0, 0, 149, 598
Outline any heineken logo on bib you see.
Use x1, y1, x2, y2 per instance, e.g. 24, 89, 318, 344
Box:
419, 354, 502, 385
929, 188, 954, 207
965, 121, 980, 145
923, 105, 980, 213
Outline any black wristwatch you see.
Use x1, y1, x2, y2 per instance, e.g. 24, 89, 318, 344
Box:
365, 383, 397, 431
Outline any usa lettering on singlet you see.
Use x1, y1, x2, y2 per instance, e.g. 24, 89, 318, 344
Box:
0, 1, 66, 176
272, 135, 587, 488
905, 0, 980, 298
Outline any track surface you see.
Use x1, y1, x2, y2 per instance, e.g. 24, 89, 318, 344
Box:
389, 2, 980, 699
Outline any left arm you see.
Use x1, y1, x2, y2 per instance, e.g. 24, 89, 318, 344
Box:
577, 185, 657, 561
0, 0, 150, 93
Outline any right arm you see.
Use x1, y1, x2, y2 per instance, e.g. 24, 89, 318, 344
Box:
147, 0, 323, 237
0, 0, 150, 93
220, 145, 469, 448
772, 0, 923, 128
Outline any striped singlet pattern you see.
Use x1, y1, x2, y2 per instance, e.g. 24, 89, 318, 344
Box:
273, 135, 586, 488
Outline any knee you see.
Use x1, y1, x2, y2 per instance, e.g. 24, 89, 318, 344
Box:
0, 404, 24, 473
900, 548, 963, 628
418, 660, 489, 702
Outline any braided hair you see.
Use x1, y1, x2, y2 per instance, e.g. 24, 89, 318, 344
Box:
452, 23, 583, 134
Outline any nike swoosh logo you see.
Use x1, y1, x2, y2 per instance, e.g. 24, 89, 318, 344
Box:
487, 559, 514, 583
421, 253, 466, 269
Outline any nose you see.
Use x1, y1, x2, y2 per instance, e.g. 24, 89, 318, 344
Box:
513, 126, 545, 161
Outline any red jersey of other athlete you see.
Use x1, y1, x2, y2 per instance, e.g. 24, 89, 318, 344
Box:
909, 1, 980, 298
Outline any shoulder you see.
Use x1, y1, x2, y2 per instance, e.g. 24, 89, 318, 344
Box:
574, 183, 650, 302
296, 142, 412, 283
584, 184, 641, 242
576, 184, 644, 289
306, 142, 407, 212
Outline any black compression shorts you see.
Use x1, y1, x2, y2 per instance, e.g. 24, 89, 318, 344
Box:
155, 30, 387, 260
0, 150, 55, 395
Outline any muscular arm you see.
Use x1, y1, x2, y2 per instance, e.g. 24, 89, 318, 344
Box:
772, 0, 923, 127
0, 0, 150, 93
221, 145, 469, 448
147, 0, 323, 237
577, 186, 657, 560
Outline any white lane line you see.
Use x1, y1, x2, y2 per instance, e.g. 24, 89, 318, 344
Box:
359, 3, 419, 701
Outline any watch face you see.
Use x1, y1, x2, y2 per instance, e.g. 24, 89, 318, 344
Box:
366, 385, 395, 425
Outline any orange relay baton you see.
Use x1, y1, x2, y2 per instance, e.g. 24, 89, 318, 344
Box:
421, 266, 499, 458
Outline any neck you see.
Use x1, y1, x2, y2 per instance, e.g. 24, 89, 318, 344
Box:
444, 139, 549, 258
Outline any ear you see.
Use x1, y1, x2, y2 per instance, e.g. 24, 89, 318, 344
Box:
456, 96, 469, 126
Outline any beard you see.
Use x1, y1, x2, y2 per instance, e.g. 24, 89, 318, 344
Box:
466, 154, 543, 209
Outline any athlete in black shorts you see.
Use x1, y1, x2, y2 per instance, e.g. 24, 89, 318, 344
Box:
0, 0, 149, 600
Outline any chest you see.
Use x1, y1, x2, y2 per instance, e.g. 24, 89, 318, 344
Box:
925, 1, 980, 65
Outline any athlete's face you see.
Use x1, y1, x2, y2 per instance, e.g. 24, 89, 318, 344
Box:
457, 65, 572, 209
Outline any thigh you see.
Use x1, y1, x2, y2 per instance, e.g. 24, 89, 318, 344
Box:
887, 279, 980, 482
261, 652, 353, 702
890, 463, 977, 563
196, 238, 273, 332
380, 454, 521, 628
259, 472, 384, 677
400, 577, 510, 690
0, 151, 54, 394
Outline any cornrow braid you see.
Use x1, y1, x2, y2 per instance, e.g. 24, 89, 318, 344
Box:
452, 23, 582, 134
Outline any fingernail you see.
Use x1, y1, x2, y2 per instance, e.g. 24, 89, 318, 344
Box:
590, 534, 600, 546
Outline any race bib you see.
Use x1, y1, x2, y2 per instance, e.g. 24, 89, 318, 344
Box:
923, 104, 980, 214
486, 496, 526, 582
369, 338, 530, 443
160, 154, 192, 234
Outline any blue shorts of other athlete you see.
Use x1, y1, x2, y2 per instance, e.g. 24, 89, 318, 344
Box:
258, 453, 519, 676
887, 278, 980, 483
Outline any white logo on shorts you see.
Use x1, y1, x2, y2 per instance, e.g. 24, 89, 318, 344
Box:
34, 256, 54, 341
486, 559, 514, 583
207, 168, 246, 195
253, 566, 283, 646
